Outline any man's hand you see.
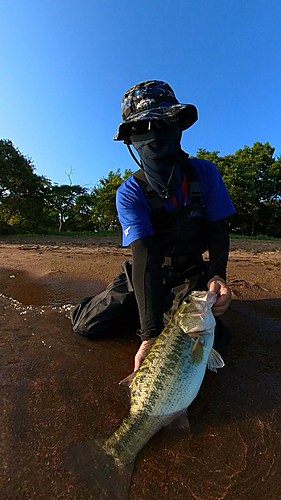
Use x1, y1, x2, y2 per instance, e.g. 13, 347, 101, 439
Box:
134, 338, 157, 372
207, 275, 232, 316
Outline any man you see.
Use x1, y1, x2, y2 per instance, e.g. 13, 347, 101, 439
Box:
114, 80, 235, 371
71, 80, 235, 371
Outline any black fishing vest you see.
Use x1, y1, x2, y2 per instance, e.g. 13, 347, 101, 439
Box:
133, 154, 207, 262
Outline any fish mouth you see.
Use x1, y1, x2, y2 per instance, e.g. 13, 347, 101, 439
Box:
187, 327, 215, 337
183, 291, 218, 304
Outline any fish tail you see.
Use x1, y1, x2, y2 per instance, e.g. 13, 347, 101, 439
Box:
63, 438, 135, 500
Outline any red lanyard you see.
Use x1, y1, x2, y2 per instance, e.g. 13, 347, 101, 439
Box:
170, 175, 187, 207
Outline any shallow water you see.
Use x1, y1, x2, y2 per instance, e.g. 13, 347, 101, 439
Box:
0, 267, 104, 307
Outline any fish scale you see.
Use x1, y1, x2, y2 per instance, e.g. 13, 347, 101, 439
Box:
131, 332, 191, 414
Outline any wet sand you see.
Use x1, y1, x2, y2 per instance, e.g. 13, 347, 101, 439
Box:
0, 235, 281, 500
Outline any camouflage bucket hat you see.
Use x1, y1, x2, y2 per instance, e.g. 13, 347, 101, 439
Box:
114, 80, 198, 141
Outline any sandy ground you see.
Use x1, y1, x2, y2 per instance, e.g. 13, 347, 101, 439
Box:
0, 235, 281, 500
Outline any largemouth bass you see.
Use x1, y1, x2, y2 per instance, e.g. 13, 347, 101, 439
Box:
66, 291, 224, 499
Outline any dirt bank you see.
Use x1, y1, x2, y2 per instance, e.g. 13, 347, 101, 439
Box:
0, 235, 280, 303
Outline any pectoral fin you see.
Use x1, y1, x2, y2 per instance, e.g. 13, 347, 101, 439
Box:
190, 337, 204, 364
119, 372, 137, 402
207, 348, 225, 372
119, 372, 136, 389
163, 410, 190, 433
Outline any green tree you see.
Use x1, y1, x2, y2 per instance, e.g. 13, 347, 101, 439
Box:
46, 184, 92, 232
258, 199, 281, 237
0, 139, 50, 233
265, 154, 281, 200
224, 143, 277, 235
195, 142, 279, 236
90, 169, 132, 231
195, 148, 221, 165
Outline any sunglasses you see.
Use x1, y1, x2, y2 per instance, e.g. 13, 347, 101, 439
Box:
130, 117, 179, 136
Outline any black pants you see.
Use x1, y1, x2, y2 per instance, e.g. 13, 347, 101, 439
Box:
70, 260, 231, 350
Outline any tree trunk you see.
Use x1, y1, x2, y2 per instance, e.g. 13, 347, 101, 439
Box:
251, 217, 255, 236
58, 215, 63, 232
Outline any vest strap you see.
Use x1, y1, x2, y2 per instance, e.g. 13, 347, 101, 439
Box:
133, 169, 167, 215
133, 156, 202, 214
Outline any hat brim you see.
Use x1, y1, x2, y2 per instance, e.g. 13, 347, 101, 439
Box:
114, 103, 198, 141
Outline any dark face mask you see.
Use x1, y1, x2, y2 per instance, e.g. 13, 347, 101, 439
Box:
130, 122, 183, 198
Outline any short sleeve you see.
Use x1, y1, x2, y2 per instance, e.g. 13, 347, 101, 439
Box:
189, 159, 235, 222
116, 175, 154, 246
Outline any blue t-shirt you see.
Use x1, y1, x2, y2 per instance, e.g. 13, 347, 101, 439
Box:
116, 158, 235, 247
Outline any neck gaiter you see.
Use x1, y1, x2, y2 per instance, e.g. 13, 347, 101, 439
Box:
130, 122, 183, 198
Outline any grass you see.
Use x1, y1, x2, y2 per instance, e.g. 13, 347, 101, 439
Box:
0, 231, 280, 241
0, 230, 122, 238
230, 234, 281, 241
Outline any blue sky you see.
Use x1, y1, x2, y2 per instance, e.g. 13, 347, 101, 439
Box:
1, 0, 280, 190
